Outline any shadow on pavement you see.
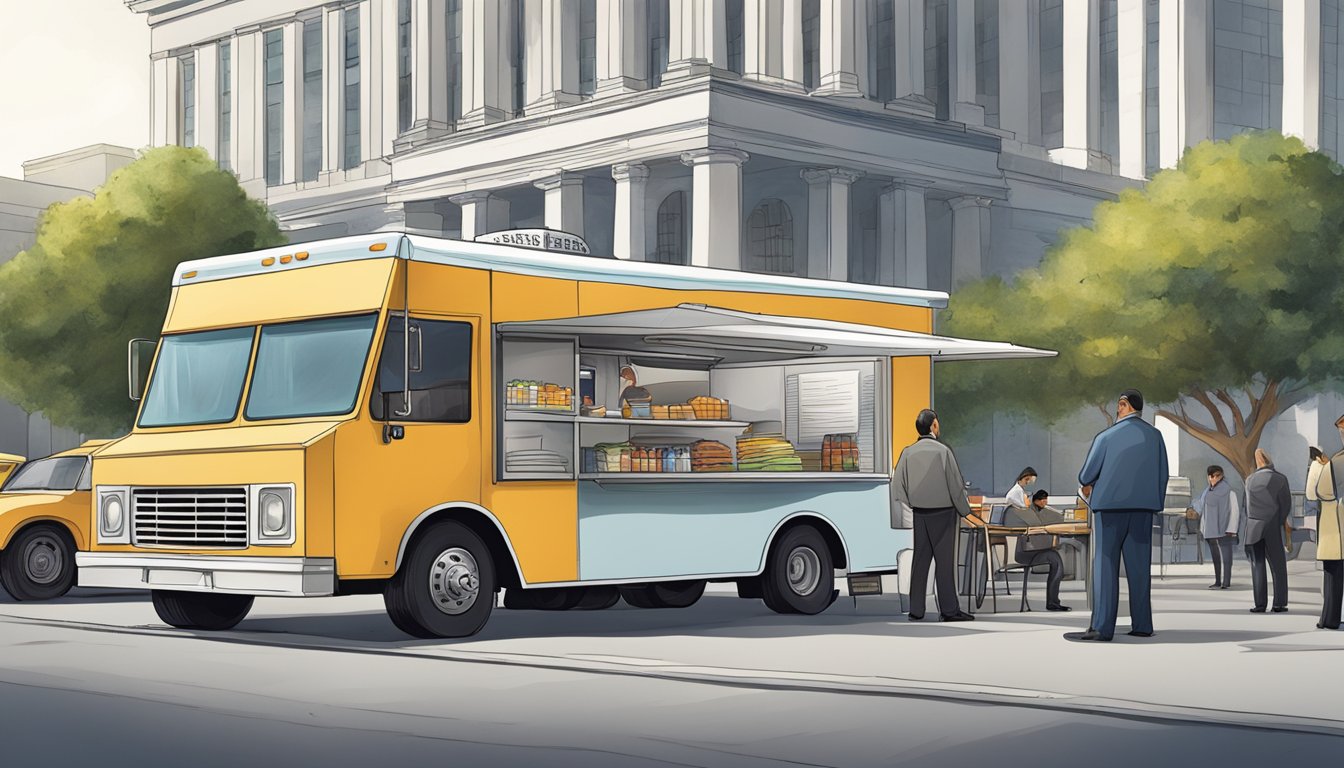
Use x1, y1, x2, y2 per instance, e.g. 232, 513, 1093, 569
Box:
0, 588, 150, 606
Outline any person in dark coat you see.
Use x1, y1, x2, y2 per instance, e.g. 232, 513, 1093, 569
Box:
1244, 449, 1292, 613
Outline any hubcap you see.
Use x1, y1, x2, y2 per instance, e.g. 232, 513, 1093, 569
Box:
786, 546, 821, 596
428, 547, 480, 615
23, 534, 63, 586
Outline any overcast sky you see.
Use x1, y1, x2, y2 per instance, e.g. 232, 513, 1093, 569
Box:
0, 1, 150, 179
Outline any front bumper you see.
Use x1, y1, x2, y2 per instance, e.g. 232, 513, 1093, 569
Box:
76, 552, 335, 597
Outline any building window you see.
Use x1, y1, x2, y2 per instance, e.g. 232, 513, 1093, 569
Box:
975, 0, 999, 128
579, 0, 598, 97
218, 42, 232, 170
802, 0, 820, 90
343, 8, 362, 169
512, 0, 526, 115
264, 28, 283, 185
180, 54, 196, 147
1145, 0, 1160, 174
1099, 0, 1119, 161
654, 191, 687, 264
1211, 0, 1283, 140
727, 0, 745, 74
1325, 0, 1343, 161
648, 1, 670, 87
924, 0, 949, 120
448, 0, 463, 122
746, 199, 795, 275
868, 0, 895, 101
398, 0, 412, 134
1039, 0, 1063, 149
302, 18, 323, 182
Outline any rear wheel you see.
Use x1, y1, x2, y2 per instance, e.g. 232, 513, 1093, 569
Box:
503, 586, 585, 611
618, 580, 706, 609
151, 591, 254, 630
384, 521, 496, 638
0, 524, 76, 601
573, 585, 621, 610
761, 525, 835, 615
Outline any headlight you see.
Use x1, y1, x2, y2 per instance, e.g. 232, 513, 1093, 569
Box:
250, 485, 294, 545
97, 487, 130, 544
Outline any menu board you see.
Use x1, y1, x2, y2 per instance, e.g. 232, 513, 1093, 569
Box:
795, 369, 860, 445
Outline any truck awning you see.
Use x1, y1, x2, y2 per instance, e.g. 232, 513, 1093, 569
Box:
497, 304, 1055, 364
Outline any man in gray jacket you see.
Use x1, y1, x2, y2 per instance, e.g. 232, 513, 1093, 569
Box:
1244, 449, 1292, 613
892, 409, 980, 622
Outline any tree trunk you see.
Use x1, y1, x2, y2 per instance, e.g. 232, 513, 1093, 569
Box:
1154, 380, 1282, 481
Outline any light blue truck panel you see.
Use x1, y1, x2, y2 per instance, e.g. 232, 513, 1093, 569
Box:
576, 480, 910, 582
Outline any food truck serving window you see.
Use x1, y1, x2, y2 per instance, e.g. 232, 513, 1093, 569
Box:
371, 319, 473, 423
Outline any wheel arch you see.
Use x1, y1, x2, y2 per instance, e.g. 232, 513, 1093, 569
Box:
396, 502, 524, 589
758, 512, 850, 573
1, 517, 83, 552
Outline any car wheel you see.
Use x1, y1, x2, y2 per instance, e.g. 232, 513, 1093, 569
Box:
384, 521, 495, 638
573, 585, 621, 610
760, 525, 835, 615
0, 525, 76, 601
151, 590, 254, 631
618, 580, 706, 609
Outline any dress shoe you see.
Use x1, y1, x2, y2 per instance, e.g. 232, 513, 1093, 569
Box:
1127, 630, 1154, 638
1272, 606, 1288, 613
940, 611, 976, 622
1323, 623, 1341, 631
1207, 583, 1223, 590
1046, 603, 1072, 612
1220, 584, 1231, 590
1065, 629, 1112, 642
907, 613, 924, 621
1249, 607, 1266, 613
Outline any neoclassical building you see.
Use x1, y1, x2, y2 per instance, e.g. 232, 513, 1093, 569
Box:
130, 0, 1342, 492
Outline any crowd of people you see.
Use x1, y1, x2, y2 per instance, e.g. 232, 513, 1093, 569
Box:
891, 389, 1344, 641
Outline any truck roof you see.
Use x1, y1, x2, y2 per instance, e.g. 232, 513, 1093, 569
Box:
173, 232, 950, 310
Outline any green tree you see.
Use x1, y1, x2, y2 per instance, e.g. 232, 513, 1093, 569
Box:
937, 132, 1344, 479
0, 146, 284, 436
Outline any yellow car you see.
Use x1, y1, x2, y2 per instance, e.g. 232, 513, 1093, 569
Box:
0, 442, 107, 600
0, 453, 22, 487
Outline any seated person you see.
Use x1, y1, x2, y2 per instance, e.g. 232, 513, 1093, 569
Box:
1004, 490, 1075, 612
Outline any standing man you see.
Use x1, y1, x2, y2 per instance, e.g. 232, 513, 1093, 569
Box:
1191, 465, 1239, 590
1071, 389, 1169, 642
892, 409, 979, 622
1244, 449, 1292, 614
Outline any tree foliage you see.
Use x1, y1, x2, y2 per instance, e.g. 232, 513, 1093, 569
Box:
937, 132, 1344, 479
0, 146, 284, 436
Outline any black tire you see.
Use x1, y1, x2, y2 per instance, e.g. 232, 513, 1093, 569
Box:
0, 524, 76, 601
503, 586, 584, 610
618, 580, 706, 609
151, 590, 254, 630
760, 525, 835, 615
384, 521, 495, 638
573, 585, 621, 610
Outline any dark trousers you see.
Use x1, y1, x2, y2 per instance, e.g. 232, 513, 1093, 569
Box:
1090, 511, 1154, 638
1249, 528, 1289, 610
1206, 536, 1235, 586
1016, 547, 1063, 606
910, 507, 959, 618
1321, 561, 1343, 629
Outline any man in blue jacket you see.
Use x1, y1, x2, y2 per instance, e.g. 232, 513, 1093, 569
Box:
1070, 389, 1169, 642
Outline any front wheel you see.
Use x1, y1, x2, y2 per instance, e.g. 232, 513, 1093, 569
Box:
151, 591, 254, 630
761, 525, 835, 615
385, 521, 496, 638
0, 525, 76, 601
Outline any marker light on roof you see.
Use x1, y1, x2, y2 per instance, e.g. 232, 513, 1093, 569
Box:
261, 257, 276, 267
280, 255, 293, 264
180, 271, 197, 279
369, 243, 388, 252
295, 251, 309, 261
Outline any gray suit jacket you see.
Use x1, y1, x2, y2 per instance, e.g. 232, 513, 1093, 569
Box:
1243, 465, 1291, 547
891, 435, 973, 526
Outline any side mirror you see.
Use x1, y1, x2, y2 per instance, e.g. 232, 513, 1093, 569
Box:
127, 338, 157, 401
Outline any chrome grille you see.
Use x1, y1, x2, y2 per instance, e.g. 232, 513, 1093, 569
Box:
132, 487, 248, 548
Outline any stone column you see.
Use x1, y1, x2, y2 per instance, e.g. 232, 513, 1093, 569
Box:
1159, 0, 1210, 169
781, 0, 804, 87
460, 0, 513, 126
379, 0, 400, 156
681, 149, 748, 269
150, 53, 180, 147
234, 29, 264, 181
1116, 0, 1148, 178
282, 21, 304, 184
358, 0, 384, 165
596, 0, 648, 93
743, 0, 804, 90
801, 168, 863, 281
878, 181, 929, 289
666, 0, 728, 80
535, 172, 586, 236
1283, 0, 1322, 148
403, 0, 451, 143
525, 0, 581, 111
451, 191, 512, 240
998, 0, 1040, 144
1052, 0, 1101, 169
814, 0, 864, 97
322, 6, 344, 174
949, 196, 990, 287
196, 43, 220, 160
888, 0, 931, 113
947, 0, 983, 125
612, 163, 650, 260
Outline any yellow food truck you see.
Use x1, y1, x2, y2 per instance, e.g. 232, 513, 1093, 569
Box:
78, 231, 1049, 638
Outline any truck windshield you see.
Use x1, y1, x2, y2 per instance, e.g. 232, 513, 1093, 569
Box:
139, 326, 256, 427
245, 314, 379, 420
3, 457, 88, 492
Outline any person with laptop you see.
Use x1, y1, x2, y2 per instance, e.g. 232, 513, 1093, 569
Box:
1004, 490, 1075, 612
